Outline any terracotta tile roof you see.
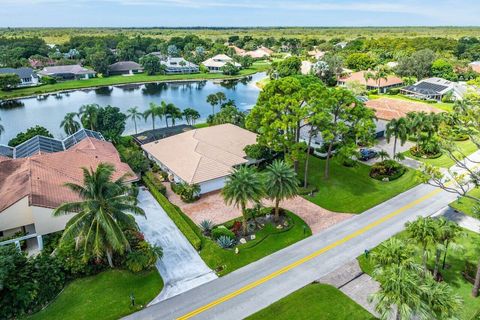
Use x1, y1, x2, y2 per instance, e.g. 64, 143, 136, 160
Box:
142, 124, 257, 184
365, 98, 443, 121
339, 71, 403, 88
0, 138, 137, 212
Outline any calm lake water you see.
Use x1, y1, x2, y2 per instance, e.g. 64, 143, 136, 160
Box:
0, 73, 264, 144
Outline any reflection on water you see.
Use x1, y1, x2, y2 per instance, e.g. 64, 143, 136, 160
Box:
0, 72, 265, 144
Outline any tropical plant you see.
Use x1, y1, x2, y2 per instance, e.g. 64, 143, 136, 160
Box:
60, 112, 81, 135
431, 218, 462, 278
421, 276, 463, 320
79, 104, 100, 131
8, 125, 53, 147
377, 150, 390, 161
264, 160, 299, 222
212, 227, 235, 240
394, 152, 406, 162
199, 219, 214, 235
222, 166, 264, 235
217, 235, 236, 248
126, 106, 143, 134
206, 92, 227, 117
386, 117, 408, 157
125, 244, 162, 272
371, 238, 419, 270
164, 103, 183, 126
183, 108, 201, 125
406, 216, 437, 276
53, 163, 145, 267
365, 65, 389, 94
143, 102, 162, 131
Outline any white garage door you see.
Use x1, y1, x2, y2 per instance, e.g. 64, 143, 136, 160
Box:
200, 177, 226, 194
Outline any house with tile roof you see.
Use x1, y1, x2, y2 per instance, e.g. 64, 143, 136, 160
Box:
202, 54, 241, 73
338, 70, 403, 93
142, 124, 257, 194
38, 64, 96, 80
0, 131, 136, 253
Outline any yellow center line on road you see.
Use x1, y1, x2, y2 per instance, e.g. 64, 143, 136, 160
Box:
176, 187, 443, 320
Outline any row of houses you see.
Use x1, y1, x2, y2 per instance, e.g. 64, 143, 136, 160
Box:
228, 46, 274, 59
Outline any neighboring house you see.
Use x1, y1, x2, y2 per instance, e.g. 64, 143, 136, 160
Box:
39, 65, 96, 80
0, 67, 39, 87
29, 57, 55, 69
243, 46, 273, 59
202, 54, 241, 73
161, 57, 199, 74
307, 49, 325, 60
401, 77, 467, 101
142, 124, 257, 194
469, 61, 480, 73
228, 45, 246, 56
365, 97, 443, 121
149, 51, 166, 60
108, 61, 144, 75
0, 129, 136, 253
337, 71, 403, 93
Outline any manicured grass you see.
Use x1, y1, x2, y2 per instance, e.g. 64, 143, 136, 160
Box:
368, 94, 453, 112
357, 230, 480, 320
449, 188, 480, 218
193, 122, 210, 129
0, 62, 268, 100
246, 283, 375, 320
299, 156, 420, 213
26, 269, 163, 320
404, 139, 478, 168
200, 211, 312, 276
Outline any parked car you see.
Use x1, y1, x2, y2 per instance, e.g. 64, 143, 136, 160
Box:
359, 148, 377, 161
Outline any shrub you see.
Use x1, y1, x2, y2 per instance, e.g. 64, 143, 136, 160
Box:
212, 227, 235, 240
125, 243, 162, 273
387, 88, 400, 95
142, 176, 202, 250
298, 185, 318, 195
217, 236, 236, 248
144, 171, 167, 196
199, 220, 214, 235
370, 160, 406, 181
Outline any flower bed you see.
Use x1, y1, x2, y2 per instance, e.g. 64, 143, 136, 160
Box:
369, 160, 406, 181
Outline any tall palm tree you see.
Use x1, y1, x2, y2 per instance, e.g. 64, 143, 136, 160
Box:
222, 166, 264, 235
53, 163, 144, 267
78, 104, 100, 131
377, 150, 390, 161
371, 238, 418, 270
406, 216, 437, 277
183, 108, 200, 125
160, 101, 170, 127
365, 66, 389, 94
264, 160, 299, 222
126, 106, 143, 134
206, 93, 219, 117
60, 112, 81, 135
143, 102, 162, 131
421, 275, 463, 319
386, 118, 408, 157
165, 103, 183, 126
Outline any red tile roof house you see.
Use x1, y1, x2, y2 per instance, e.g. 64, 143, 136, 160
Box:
0, 135, 136, 253
337, 70, 404, 94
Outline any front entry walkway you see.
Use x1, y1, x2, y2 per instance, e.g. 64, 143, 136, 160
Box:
135, 188, 217, 304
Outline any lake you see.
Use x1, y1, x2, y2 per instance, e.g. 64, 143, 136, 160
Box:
0, 73, 264, 144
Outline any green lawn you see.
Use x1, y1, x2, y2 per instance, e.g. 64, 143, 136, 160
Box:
26, 269, 163, 320
0, 62, 269, 100
299, 156, 420, 213
200, 211, 312, 276
404, 139, 478, 168
449, 188, 480, 218
193, 122, 210, 129
246, 283, 375, 320
357, 230, 480, 320
368, 94, 453, 112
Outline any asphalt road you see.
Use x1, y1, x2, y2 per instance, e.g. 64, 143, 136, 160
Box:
125, 182, 457, 320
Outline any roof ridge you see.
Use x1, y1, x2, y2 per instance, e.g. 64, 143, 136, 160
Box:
194, 125, 247, 160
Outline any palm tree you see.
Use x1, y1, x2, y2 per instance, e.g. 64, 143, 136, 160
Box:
365, 66, 389, 94
126, 106, 143, 134
0, 116, 4, 139
165, 103, 183, 126
53, 163, 144, 267
160, 101, 170, 127
394, 152, 406, 162
222, 166, 264, 235
406, 217, 437, 277
264, 160, 299, 222
421, 275, 463, 319
60, 112, 81, 135
371, 238, 418, 270
386, 118, 408, 157
377, 150, 390, 161
183, 108, 200, 125
79, 104, 100, 130
143, 102, 162, 131
206, 93, 219, 117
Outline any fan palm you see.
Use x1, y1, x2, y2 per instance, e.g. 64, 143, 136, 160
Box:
143, 102, 162, 131
406, 217, 437, 277
53, 163, 144, 267
386, 118, 408, 157
222, 166, 264, 235
60, 112, 81, 135
264, 160, 299, 222
78, 104, 100, 131
126, 106, 143, 134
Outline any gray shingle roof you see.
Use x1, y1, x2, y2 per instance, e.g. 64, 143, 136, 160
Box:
108, 61, 143, 72
0, 67, 35, 79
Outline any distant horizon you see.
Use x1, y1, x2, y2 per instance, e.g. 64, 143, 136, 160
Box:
1, 0, 479, 28
2, 26, 480, 29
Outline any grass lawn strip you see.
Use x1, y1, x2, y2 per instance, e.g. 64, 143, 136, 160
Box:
299, 156, 420, 213
246, 283, 375, 320
449, 188, 480, 218
25, 269, 163, 320
357, 229, 480, 320
404, 139, 478, 168
1, 62, 268, 100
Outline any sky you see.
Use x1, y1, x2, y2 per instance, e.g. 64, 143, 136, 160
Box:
0, 0, 479, 27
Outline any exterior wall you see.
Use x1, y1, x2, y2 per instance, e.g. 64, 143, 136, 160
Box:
199, 177, 226, 194
30, 206, 75, 236
0, 197, 34, 232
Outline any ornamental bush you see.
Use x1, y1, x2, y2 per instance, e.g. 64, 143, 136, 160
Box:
212, 227, 235, 240
369, 160, 406, 181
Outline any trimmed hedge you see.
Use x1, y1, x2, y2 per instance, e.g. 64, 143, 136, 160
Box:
212, 227, 235, 240
144, 171, 167, 196
142, 176, 202, 250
